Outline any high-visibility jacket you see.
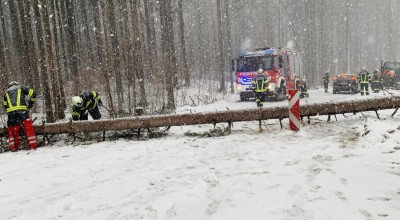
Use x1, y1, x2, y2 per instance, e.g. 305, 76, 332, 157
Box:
3, 85, 36, 113
372, 73, 381, 83
252, 75, 269, 93
358, 70, 371, 83
3, 85, 37, 127
72, 91, 102, 120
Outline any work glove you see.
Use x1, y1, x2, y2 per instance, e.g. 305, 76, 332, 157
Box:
27, 102, 34, 109
98, 99, 103, 106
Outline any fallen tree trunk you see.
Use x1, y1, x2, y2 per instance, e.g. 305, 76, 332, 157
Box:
2, 96, 400, 135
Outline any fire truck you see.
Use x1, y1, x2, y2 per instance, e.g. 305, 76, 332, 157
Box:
232, 47, 303, 101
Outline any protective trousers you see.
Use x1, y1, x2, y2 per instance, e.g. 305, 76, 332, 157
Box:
324, 82, 328, 92
255, 92, 266, 107
360, 83, 369, 96
7, 118, 36, 151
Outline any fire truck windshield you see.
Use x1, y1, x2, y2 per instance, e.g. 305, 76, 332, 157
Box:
237, 56, 273, 72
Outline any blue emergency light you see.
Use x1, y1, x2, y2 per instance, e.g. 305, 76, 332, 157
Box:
242, 77, 250, 82
239, 49, 276, 57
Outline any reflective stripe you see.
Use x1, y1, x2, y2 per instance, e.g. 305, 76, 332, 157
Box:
29, 140, 37, 144
6, 93, 12, 108
28, 136, 36, 140
85, 100, 92, 109
17, 89, 21, 106
8, 137, 14, 141
72, 112, 80, 116
28, 88, 34, 97
92, 91, 101, 101
30, 98, 37, 101
5, 89, 28, 112
7, 106, 27, 112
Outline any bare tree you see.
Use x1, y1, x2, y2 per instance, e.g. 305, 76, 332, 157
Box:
131, 0, 147, 109
159, 0, 176, 111
34, 0, 55, 122
217, 0, 225, 92
177, 0, 190, 87
101, 0, 115, 118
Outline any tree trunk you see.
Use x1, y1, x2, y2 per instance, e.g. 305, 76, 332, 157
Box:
109, 0, 124, 112
131, 0, 147, 109
143, 0, 157, 78
0, 3, 8, 94
225, 0, 234, 93
101, 0, 116, 118
8, 96, 400, 135
159, 0, 176, 111
217, 0, 225, 92
18, 1, 36, 86
64, 0, 78, 87
47, 0, 65, 120
35, 0, 55, 123
177, 0, 190, 87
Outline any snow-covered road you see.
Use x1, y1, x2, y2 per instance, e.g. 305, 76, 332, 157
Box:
177, 88, 400, 114
1, 88, 400, 220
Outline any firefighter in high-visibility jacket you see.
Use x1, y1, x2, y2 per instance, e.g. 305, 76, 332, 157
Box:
299, 79, 309, 98
323, 72, 330, 93
3, 81, 37, 151
358, 66, 371, 96
71, 91, 102, 121
252, 68, 269, 107
371, 69, 382, 93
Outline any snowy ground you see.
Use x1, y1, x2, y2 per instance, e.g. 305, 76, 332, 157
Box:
1, 88, 400, 220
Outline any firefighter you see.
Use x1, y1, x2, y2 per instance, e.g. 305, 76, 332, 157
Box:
252, 68, 269, 107
371, 68, 382, 93
71, 91, 103, 121
323, 72, 329, 93
299, 78, 309, 98
358, 66, 371, 96
3, 81, 37, 151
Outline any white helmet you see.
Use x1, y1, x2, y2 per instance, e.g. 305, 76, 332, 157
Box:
8, 81, 19, 87
362, 66, 366, 71
257, 68, 264, 74
72, 96, 83, 107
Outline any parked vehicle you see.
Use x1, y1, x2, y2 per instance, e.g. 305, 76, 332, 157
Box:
380, 60, 400, 89
231, 47, 303, 101
332, 73, 358, 94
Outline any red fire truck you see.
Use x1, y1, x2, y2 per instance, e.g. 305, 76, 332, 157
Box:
232, 47, 303, 101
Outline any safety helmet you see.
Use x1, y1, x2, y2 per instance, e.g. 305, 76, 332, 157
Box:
362, 66, 366, 71
8, 81, 19, 87
72, 96, 83, 107
257, 68, 264, 74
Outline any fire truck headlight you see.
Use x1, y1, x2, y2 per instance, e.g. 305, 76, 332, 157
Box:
237, 85, 242, 90
268, 84, 272, 90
